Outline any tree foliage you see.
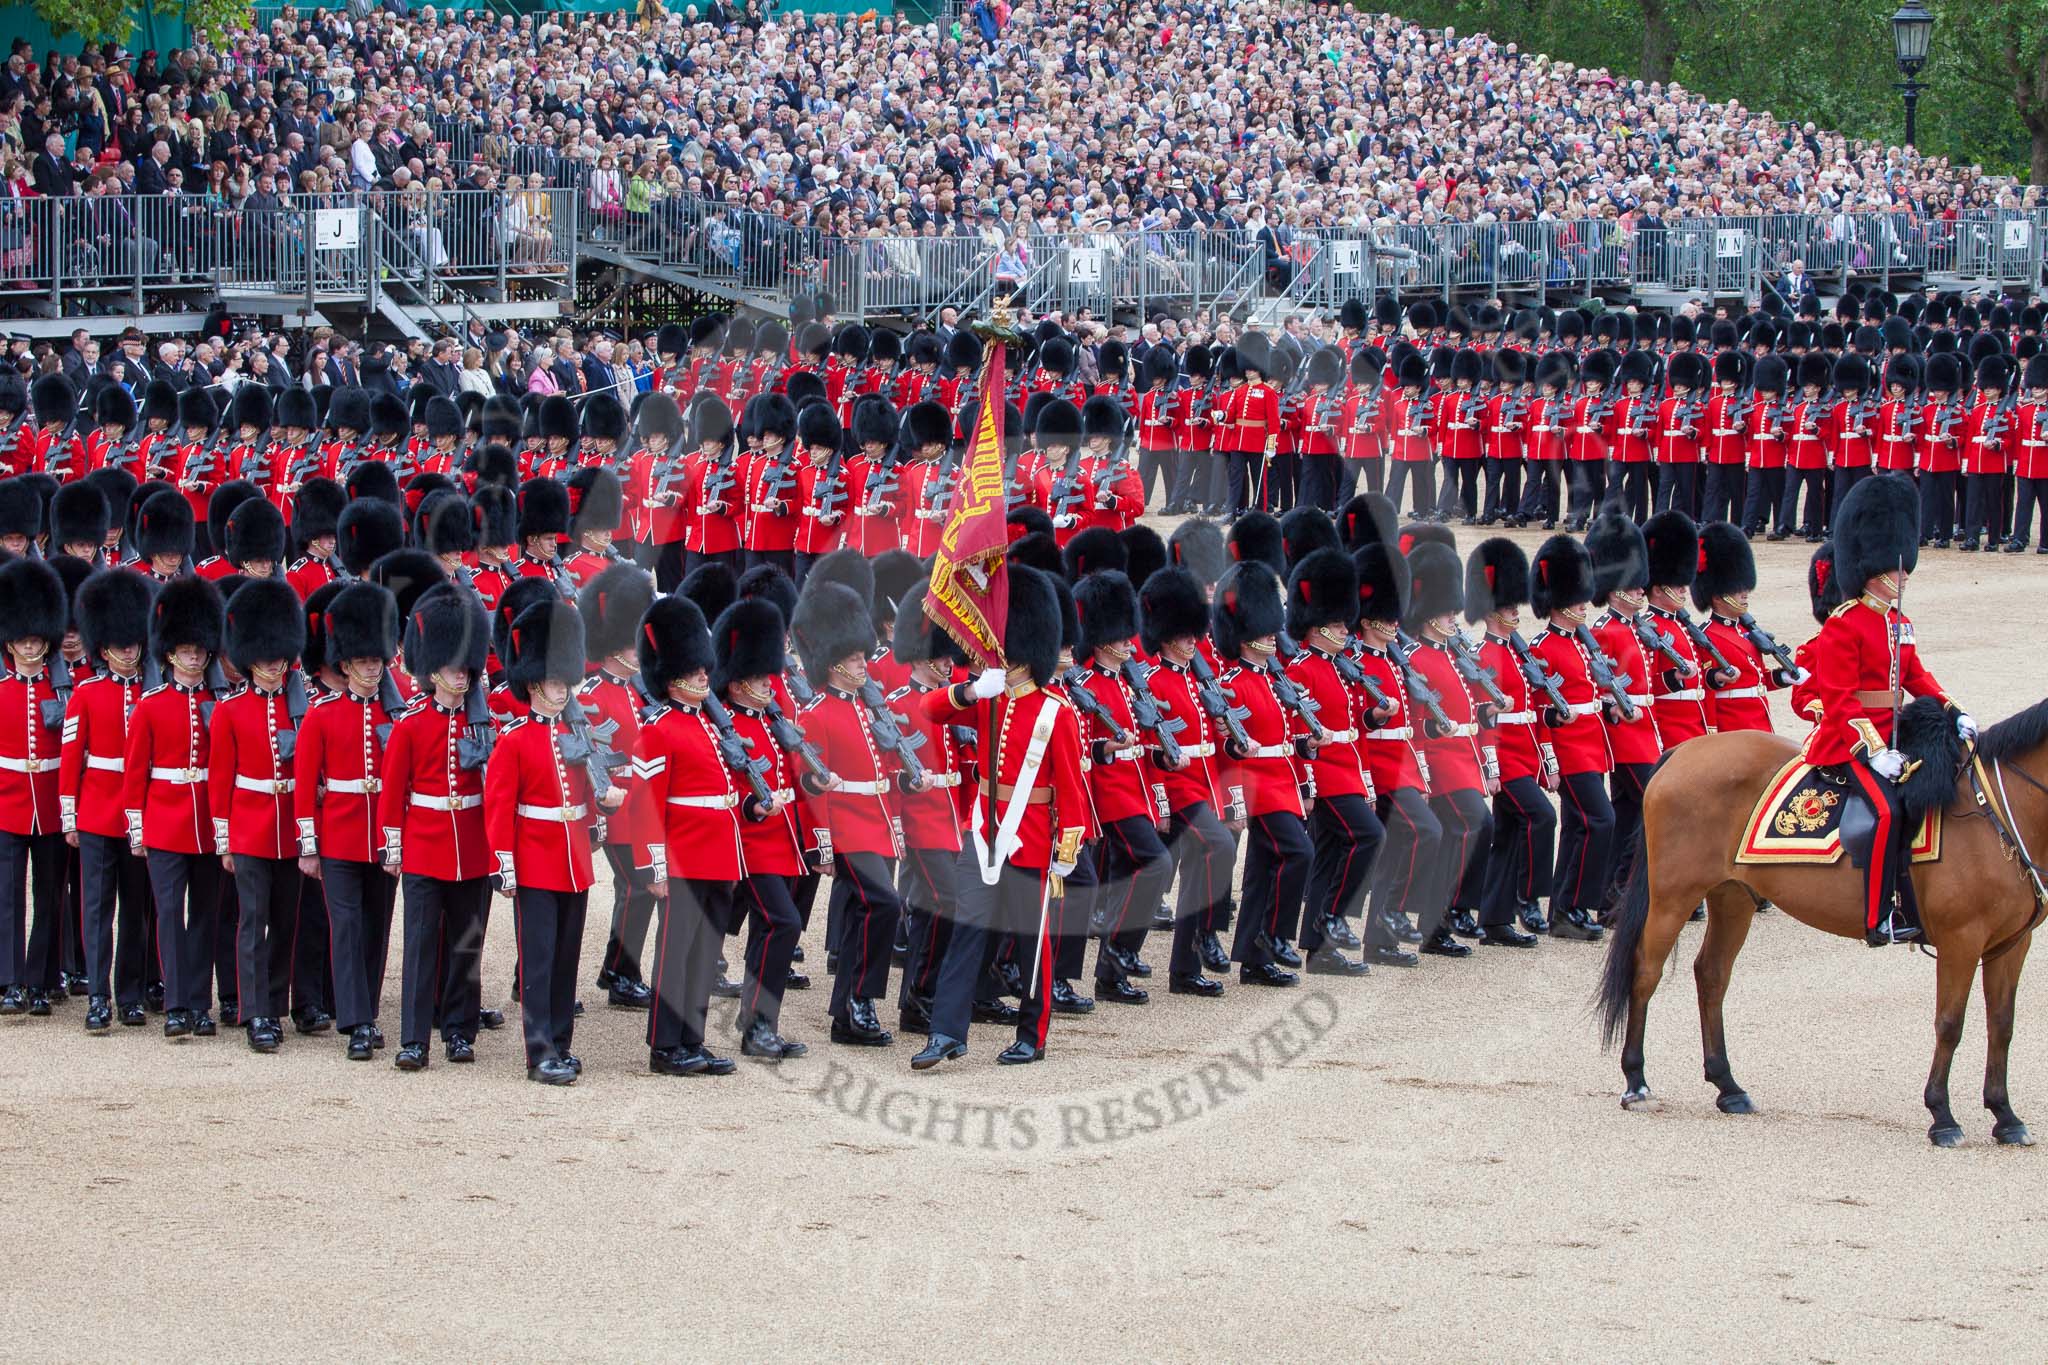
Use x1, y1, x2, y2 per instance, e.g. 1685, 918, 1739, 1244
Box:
31, 0, 252, 47
1381, 0, 2041, 182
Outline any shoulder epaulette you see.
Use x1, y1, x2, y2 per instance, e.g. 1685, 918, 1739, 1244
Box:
225, 682, 249, 700
500, 715, 530, 735
885, 684, 912, 703
141, 684, 168, 699
1830, 600, 1858, 619
288, 556, 310, 572
310, 690, 343, 708
643, 702, 671, 723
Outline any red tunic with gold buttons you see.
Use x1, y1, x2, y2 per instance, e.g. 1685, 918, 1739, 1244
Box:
1526, 627, 1611, 777
920, 681, 1087, 872
629, 703, 744, 882
1701, 614, 1778, 734
887, 679, 966, 853
377, 696, 490, 882
578, 671, 645, 854
895, 458, 953, 559
1355, 645, 1427, 793
727, 701, 805, 876
742, 447, 802, 554
0, 665, 64, 836
1285, 647, 1374, 802
1798, 597, 1950, 768
1640, 606, 1711, 745
1874, 396, 1918, 473
61, 670, 144, 838
803, 688, 901, 858
1072, 662, 1161, 825
121, 681, 213, 853
1476, 634, 1547, 783
1590, 612, 1662, 765
293, 686, 395, 862
681, 450, 744, 556
1215, 660, 1304, 818
485, 713, 597, 892
208, 683, 297, 858
1408, 640, 1484, 792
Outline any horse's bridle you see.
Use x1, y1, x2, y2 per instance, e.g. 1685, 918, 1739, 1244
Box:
1963, 748, 2048, 960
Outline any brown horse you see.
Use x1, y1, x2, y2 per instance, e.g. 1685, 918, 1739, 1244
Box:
1596, 699, 2048, 1147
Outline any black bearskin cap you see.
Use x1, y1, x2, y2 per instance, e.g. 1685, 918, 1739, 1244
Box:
472, 485, 518, 549
416, 490, 476, 557
507, 598, 586, 695
870, 550, 923, 634
52, 481, 109, 549
82, 468, 137, 534
1585, 513, 1648, 605
0, 557, 65, 646
1169, 518, 1228, 586
1138, 567, 1209, 655
579, 562, 655, 663
1074, 569, 1138, 653
1339, 493, 1397, 551
742, 393, 798, 444
679, 561, 739, 628
1464, 537, 1530, 622
1006, 531, 1063, 577
337, 498, 404, 575
805, 547, 873, 610
517, 477, 570, 540
368, 548, 448, 626
1279, 506, 1340, 568
1003, 565, 1062, 686
78, 567, 153, 659
1402, 541, 1464, 630
1211, 561, 1285, 658
133, 488, 193, 561
1529, 535, 1595, 619
790, 581, 875, 687
1226, 510, 1284, 573
1120, 524, 1166, 594
405, 582, 489, 683
206, 479, 260, 558
581, 392, 627, 445
567, 466, 624, 537
538, 394, 577, 444
903, 401, 951, 451
1808, 541, 1842, 625
796, 402, 841, 452
714, 598, 792, 690
1007, 505, 1055, 542
224, 577, 306, 670
1286, 548, 1357, 638
1831, 473, 1918, 598
347, 459, 401, 507
293, 476, 346, 545
1691, 521, 1759, 612
225, 496, 287, 567
150, 574, 222, 660
327, 581, 398, 664
1063, 525, 1126, 582
1642, 510, 1699, 589
1033, 397, 1082, 448
736, 563, 798, 630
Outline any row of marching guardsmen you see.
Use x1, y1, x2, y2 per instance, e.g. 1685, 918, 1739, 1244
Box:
0, 433, 1828, 1077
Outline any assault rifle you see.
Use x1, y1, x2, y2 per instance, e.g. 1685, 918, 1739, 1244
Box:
1121, 659, 1186, 771
1506, 630, 1571, 727
701, 691, 776, 820
1187, 651, 1253, 758
1573, 623, 1638, 722
857, 679, 929, 786
1738, 612, 1805, 683
1389, 630, 1458, 739
762, 695, 832, 794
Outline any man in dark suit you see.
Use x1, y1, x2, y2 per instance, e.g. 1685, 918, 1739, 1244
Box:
416, 337, 462, 396
134, 141, 173, 195
32, 133, 74, 198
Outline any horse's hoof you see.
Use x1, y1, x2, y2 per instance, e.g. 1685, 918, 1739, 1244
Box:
1620, 1086, 1659, 1112
1929, 1122, 1965, 1148
1994, 1122, 2035, 1147
1716, 1091, 1756, 1115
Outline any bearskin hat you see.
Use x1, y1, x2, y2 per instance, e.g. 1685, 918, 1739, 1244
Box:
741, 393, 798, 446
325, 386, 370, 436
679, 561, 739, 629
1978, 353, 2015, 393
1337, 493, 1396, 552
399, 582, 484, 683
1925, 352, 1964, 393
567, 466, 624, 538
92, 381, 136, 432
1832, 473, 1919, 598
536, 394, 576, 446
1667, 352, 1709, 391
517, 477, 570, 541
337, 498, 404, 575
1033, 397, 1083, 449
711, 596, 793, 692
795, 401, 841, 453
1529, 534, 1595, 619
1712, 352, 1746, 387
347, 459, 401, 507
149, 574, 222, 660
0, 557, 65, 646
1081, 394, 1126, 448
1007, 531, 1063, 577
139, 379, 179, 429
485, 575, 552, 668
1641, 510, 1699, 590
224, 496, 286, 568
224, 383, 270, 435
1170, 518, 1228, 586
1143, 346, 1178, 389
30, 374, 76, 428
902, 401, 951, 452
655, 323, 689, 361
1049, 571, 1082, 656
1463, 537, 1530, 623
204, 479, 258, 558
1063, 525, 1126, 582
945, 331, 983, 375
790, 581, 874, 687
77, 567, 152, 660
1286, 547, 1357, 638
1210, 561, 1284, 659
736, 563, 798, 631
410, 488, 470, 557
289, 476, 344, 547
1585, 513, 1648, 605
463, 484, 513, 550
888, 577, 957, 668
177, 387, 218, 436
1352, 543, 1408, 625
1138, 566, 1209, 654
1801, 540, 1840, 625
869, 550, 924, 635
2026, 352, 2048, 393
51, 481, 109, 550
1008, 505, 1055, 543
848, 395, 897, 452
832, 323, 871, 364
1352, 346, 1386, 387
1397, 521, 1456, 557
132, 488, 193, 561
368, 549, 447, 626
1395, 351, 1429, 389
1226, 510, 1284, 573
1120, 523, 1166, 594
268, 387, 314, 433
803, 547, 873, 612
578, 391, 626, 446
472, 394, 517, 446
1037, 336, 1076, 380
222, 577, 306, 671
992, 564, 1056, 687
505, 597, 586, 695
1184, 345, 1215, 382
1690, 521, 1759, 612
578, 561, 655, 664
870, 329, 902, 368
1278, 506, 1340, 568
753, 320, 789, 358
1073, 569, 1138, 653
1402, 541, 1464, 630
82, 468, 136, 539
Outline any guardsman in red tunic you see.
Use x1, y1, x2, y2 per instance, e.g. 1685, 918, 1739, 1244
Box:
513, 477, 579, 603
1825, 354, 1877, 530
1875, 355, 1921, 479
740, 395, 802, 580
624, 392, 689, 592
1208, 561, 1313, 985
575, 564, 657, 1011
1779, 353, 1832, 541
1917, 354, 1967, 547
791, 398, 846, 588
1694, 521, 1791, 735
1605, 350, 1656, 523
123, 576, 226, 1036
1280, 550, 1382, 973
895, 403, 958, 560
63, 569, 154, 1028
52, 480, 109, 565
294, 582, 402, 1062
1790, 541, 1842, 727
632, 596, 745, 1078
1742, 353, 1791, 538
1218, 338, 1284, 516
1135, 347, 1181, 515
1293, 347, 1348, 514
1526, 535, 1612, 941
1699, 351, 1749, 526
575, 392, 627, 480
1428, 347, 1484, 522
1518, 351, 1572, 529
486, 599, 621, 1083
210, 579, 307, 1053
1479, 348, 1527, 526
2006, 352, 2048, 552
1638, 511, 1713, 748
1073, 396, 1147, 539
1585, 515, 1663, 915
679, 398, 747, 577
1381, 350, 1434, 521
380, 585, 495, 1069
1655, 352, 1708, 519
1401, 540, 1493, 957
286, 477, 348, 600
1340, 348, 1389, 504
912, 567, 1089, 1069
1343, 545, 1431, 965
220, 496, 287, 586
843, 395, 902, 557
790, 579, 916, 1048
0, 559, 70, 1017
1801, 475, 1971, 946
1960, 353, 2016, 552
562, 466, 629, 591
1464, 538, 1556, 941
710, 596, 813, 1059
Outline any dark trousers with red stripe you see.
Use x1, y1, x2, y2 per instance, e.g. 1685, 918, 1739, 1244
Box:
513, 886, 586, 1067
826, 851, 900, 1022
400, 872, 486, 1046
322, 858, 395, 1031
1483, 455, 1523, 521
1606, 761, 1657, 908
1299, 452, 1344, 512
1700, 463, 1745, 527
1656, 462, 1699, 519
1303, 792, 1383, 951
78, 831, 148, 1005
1483, 775, 1557, 926
232, 854, 301, 1021
739, 873, 801, 1031
600, 843, 655, 984
648, 879, 734, 1054
1552, 770, 1617, 913
1095, 814, 1173, 982
2013, 476, 2048, 546
1518, 461, 1562, 524
292, 874, 333, 1020
1387, 460, 1435, 521
1164, 801, 1234, 978
1436, 456, 1482, 519
1233, 810, 1311, 968
896, 845, 956, 1010
1052, 843, 1096, 981
1843, 760, 1905, 931
1368, 786, 1440, 941
0, 829, 64, 992
930, 852, 1058, 1048
145, 848, 218, 1012
1430, 786, 1494, 931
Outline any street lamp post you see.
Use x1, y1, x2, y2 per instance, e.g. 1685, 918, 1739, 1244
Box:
1891, 1, 1933, 148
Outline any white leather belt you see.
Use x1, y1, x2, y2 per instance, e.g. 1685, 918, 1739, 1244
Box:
85, 755, 124, 772
1321, 727, 1359, 743
518, 802, 589, 821
0, 756, 54, 773
769, 787, 796, 802
234, 775, 295, 793
1366, 726, 1413, 741
1565, 701, 1603, 718
1179, 742, 1215, 758
1656, 689, 1705, 702
836, 779, 888, 796
1243, 743, 1293, 760
411, 792, 482, 811
1446, 722, 1480, 738
668, 793, 738, 810
1626, 694, 1653, 709
324, 778, 381, 794
149, 765, 205, 783
1493, 710, 1535, 725
1718, 686, 1764, 700
1100, 747, 1144, 764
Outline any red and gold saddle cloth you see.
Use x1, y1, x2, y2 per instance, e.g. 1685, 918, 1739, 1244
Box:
1735, 757, 1942, 866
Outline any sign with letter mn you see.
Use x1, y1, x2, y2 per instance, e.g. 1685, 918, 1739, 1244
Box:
1715, 229, 1748, 259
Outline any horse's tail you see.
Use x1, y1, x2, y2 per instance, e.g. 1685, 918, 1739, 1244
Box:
1596, 824, 1651, 1051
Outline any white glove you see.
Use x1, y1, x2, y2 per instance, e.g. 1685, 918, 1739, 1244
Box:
1049, 859, 1076, 880
968, 667, 1006, 700
1956, 712, 1978, 743
1870, 748, 1908, 782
